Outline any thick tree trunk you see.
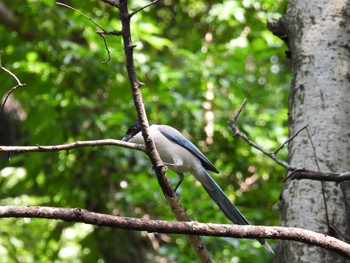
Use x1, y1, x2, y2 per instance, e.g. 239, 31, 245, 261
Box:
277, 0, 350, 262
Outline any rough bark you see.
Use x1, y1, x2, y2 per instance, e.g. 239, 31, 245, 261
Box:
277, 0, 350, 262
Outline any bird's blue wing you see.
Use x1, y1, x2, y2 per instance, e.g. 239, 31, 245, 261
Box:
158, 125, 273, 253
158, 126, 219, 173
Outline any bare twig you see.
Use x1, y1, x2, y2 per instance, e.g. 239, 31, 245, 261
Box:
305, 127, 332, 227
96, 31, 112, 63
129, 0, 159, 18
228, 101, 350, 184
57, 2, 112, 63
57, 2, 104, 31
0, 139, 144, 153
228, 99, 294, 170
274, 125, 308, 154
306, 127, 320, 171
0, 53, 26, 113
1, 205, 350, 259
231, 98, 248, 121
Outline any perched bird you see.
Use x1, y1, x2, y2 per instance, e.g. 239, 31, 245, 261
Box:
122, 122, 273, 253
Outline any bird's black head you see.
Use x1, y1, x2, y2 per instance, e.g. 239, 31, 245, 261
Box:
122, 122, 142, 142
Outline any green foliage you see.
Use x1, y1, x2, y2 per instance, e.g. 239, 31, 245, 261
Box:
0, 0, 288, 262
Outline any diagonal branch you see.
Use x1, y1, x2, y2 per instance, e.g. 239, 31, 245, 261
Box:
228, 99, 294, 170
228, 100, 350, 184
274, 125, 307, 155
1, 205, 350, 259
129, 0, 159, 18
57, 2, 112, 62
113, 1, 211, 262
0, 53, 26, 113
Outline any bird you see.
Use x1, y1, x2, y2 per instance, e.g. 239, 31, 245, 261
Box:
122, 122, 273, 253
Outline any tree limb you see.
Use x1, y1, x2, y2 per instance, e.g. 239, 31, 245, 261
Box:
284, 169, 350, 184
228, 99, 294, 170
0, 139, 144, 153
129, 0, 159, 18
113, 0, 212, 261
228, 100, 350, 184
0, 53, 26, 113
274, 125, 308, 155
57, 2, 112, 62
1, 205, 350, 259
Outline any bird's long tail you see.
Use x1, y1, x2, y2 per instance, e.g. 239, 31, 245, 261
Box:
201, 171, 274, 254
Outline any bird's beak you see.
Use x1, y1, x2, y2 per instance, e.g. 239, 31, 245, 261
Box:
122, 135, 130, 142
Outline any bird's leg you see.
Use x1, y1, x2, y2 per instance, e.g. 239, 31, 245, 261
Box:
174, 173, 184, 192
162, 162, 184, 192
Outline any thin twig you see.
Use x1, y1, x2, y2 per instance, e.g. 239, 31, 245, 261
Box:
57, 2, 112, 63
306, 127, 320, 171
129, 0, 159, 18
231, 98, 247, 122
0, 53, 26, 113
0, 56, 24, 85
274, 125, 308, 154
228, 99, 294, 171
306, 127, 332, 233
96, 31, 112, 63
57, 2, 104, 31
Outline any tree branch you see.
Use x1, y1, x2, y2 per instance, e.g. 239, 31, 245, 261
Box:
0, 139, 144, 153
1, 205, 350, 259
285, 169, 350, 184
228, 100, 350, 185
113, 0, 212, 261
129, 0, 159, 18
57, 2, 112, 62
0, 53, 26, 113
274, 125, 308, 155
228, 99, 294, 170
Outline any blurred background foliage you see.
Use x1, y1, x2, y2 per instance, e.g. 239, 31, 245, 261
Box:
0, 0, 288, 262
